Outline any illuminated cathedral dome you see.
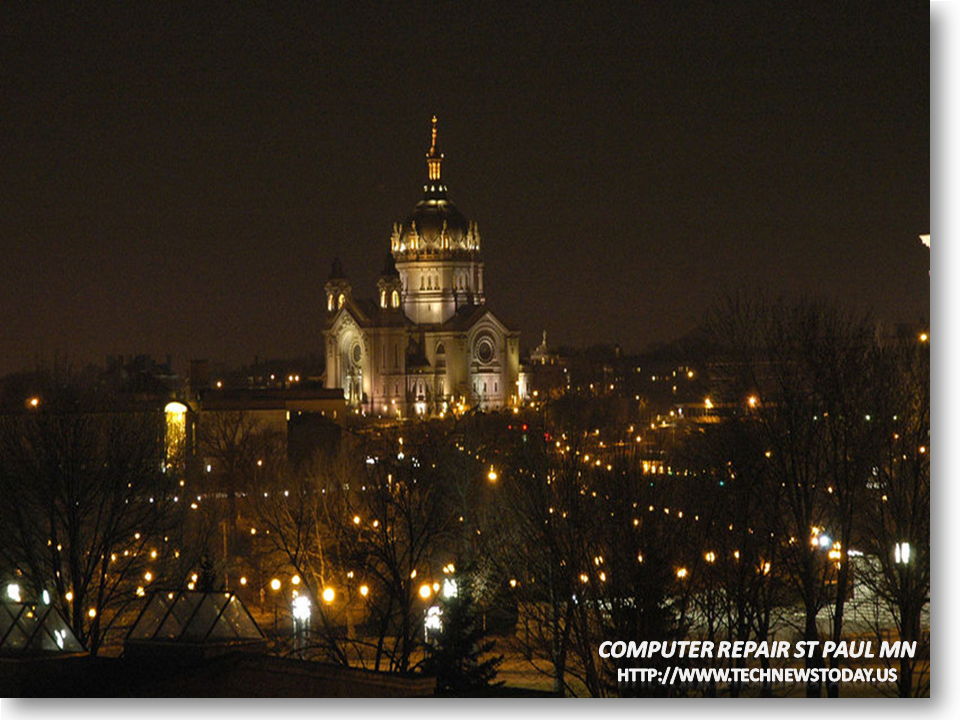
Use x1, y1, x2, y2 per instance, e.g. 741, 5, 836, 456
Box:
391, 116, 480, 257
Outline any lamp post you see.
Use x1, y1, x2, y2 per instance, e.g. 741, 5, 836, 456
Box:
291, 594, 311, 656
270, 578, 281, 631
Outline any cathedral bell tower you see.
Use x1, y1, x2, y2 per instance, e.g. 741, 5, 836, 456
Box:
376, 253, 403, 310
324, 257, 352, 313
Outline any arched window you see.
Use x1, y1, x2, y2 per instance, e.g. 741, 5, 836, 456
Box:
337, 293, 345, 309
380, 289, 387, 308
391, 290, 400, 308
327, 295, 334, 312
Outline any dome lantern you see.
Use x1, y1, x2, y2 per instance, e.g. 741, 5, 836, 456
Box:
426, 115, 443, 182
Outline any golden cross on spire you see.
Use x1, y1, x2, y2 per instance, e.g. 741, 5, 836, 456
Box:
429, 115, 438, 156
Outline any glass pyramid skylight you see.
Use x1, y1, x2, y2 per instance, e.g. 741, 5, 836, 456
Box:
126, 591, 263, 644
0, 601, 85, 656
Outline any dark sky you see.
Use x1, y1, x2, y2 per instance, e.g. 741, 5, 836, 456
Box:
0, 2, 929, 375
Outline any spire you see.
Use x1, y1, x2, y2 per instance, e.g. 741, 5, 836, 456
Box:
426, 115, 443, 181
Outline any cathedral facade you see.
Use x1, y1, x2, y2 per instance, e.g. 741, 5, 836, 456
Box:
323, 118, 520, 418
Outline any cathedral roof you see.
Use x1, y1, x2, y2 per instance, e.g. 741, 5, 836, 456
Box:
325, 297, 409, 330
441, 303, 518, 334
391, 117, 480, 258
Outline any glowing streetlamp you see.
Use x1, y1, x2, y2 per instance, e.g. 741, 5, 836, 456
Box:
292, 594, 311, 621
895, 542, 912, 565
418, 583, 432, 600
322, 587, 335, 604
291, 594, 311, 655
442, 578, 458, 599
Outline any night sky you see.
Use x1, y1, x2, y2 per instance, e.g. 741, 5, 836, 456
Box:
0, 2, 929, 375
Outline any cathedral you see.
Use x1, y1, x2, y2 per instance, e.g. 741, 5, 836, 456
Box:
323, 118, 520, 418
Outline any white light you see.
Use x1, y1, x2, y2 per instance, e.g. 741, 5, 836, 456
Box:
442, 578, 458, 599
6, 584, 21, 602
292, 594, 312, 621
818, 534, 832, 548
425, 605, 443, 632
895, 542, 912, 564
42, 589, 51, 605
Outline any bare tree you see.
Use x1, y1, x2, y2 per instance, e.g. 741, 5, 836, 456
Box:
196, 409, 281, 562
858, 334, 930, 696
495, 409, 683, 697
704, 294, 884, 696
253, 428, 459, 673
0, 386, 182, 654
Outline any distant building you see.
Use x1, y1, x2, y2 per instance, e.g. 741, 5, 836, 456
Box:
323, 118, 520, 417
519, 331, 569, 400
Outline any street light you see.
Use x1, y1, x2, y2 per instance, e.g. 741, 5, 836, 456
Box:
418, 583, 432, 600
322, 587, 335, 603
442, 578, 458, 599
291, 594, 311, 656
895, 542, 912, 564
292, 594, 311, 621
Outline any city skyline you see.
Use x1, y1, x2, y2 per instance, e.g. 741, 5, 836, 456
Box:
0, 3, 929, 375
